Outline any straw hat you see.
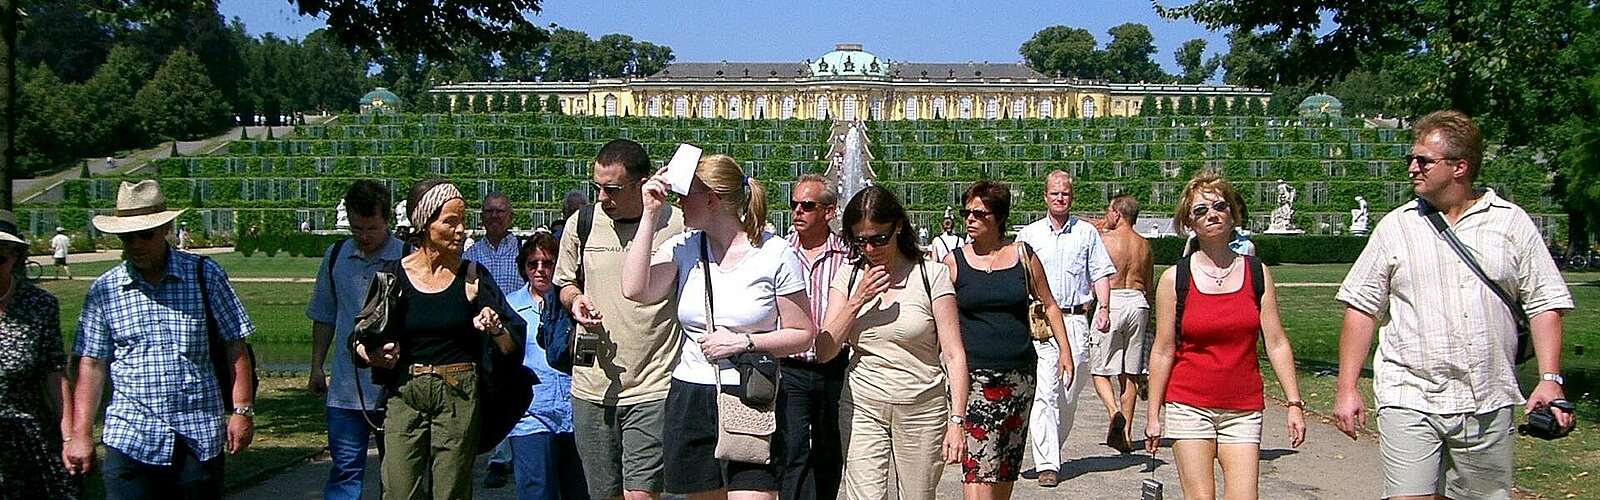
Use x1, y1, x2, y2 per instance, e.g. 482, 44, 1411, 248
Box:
92, 180, 186, 234
0, 210, 26, 246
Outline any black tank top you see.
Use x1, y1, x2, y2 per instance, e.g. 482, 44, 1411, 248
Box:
953, 248, 1036, 371
400, 262, 479, 366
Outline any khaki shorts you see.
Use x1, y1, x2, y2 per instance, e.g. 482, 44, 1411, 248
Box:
1378, 406, 1514, 500
1089, 289, 1151, 376
1162, 402, 1263, 444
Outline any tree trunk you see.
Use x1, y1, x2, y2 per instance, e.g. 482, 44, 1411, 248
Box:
1, 0, 15, 210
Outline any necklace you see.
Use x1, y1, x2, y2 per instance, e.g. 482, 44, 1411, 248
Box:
1196, 257, 1239, 286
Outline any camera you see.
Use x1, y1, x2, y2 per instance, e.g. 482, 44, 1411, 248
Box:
1518, 399, 1576, 440
572, 330, 601, 367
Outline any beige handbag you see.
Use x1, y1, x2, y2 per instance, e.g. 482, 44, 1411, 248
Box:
700, 236, 778, 464
1017, 242, 1053, 341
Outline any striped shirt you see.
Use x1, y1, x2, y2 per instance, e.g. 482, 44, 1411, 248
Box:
786, 231, 851, 362
464, 234, 525, 294
75, 248, 255, 465
1337, 190, 1573, 415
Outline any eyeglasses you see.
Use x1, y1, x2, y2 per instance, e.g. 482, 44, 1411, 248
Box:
1404, 155, 1460, 168
1189, 200, 1232, 219
850, 232, 896, 248
117, 230, 160, 242
960, 208, 994, 220
790, 200, 832, 212
524, 259, 556, 270
592, 179, 639, 194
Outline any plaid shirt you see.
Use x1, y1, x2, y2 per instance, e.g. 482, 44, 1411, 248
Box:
786, 231, 851, 362
75, 247, 255, 466
464, 234, 525, 295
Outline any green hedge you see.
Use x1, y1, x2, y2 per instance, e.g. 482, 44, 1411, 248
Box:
237, 231, 346, 259
1150, 234, 1371, 265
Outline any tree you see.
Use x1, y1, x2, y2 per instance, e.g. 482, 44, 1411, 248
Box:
594, 33, 635, 77
471, 93, 488, 113
1219, 28, 1281, 88
82, 44, 151, 150
297, 29, 369, 113
543, 28, 594, 81
544, 94, 561, 114
1245, 96, 1264, 115
1140, 93, 1159, 116
133, 48, 231, 140
1159, 97, 1174, 115
1019, 26, 1103, 79
1104, 23, 1167, 82
17, 0, 112, 82
506, 93, 523, 113
1196, 95, 1211, 114
1177, 95, 1195, 115
15, 65, 94, 176
632, 41, 673, 76
1174, 38, 1220, 84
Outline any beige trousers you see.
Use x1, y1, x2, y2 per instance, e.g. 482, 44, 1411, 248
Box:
839, 388, 948, 500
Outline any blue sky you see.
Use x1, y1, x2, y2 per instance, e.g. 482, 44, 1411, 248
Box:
220, 0, 1230, 75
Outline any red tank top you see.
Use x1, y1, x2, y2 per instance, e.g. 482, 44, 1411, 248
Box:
1166, 265, 1264, 411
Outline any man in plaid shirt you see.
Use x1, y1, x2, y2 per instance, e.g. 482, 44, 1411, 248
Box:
62, 180, 256, 499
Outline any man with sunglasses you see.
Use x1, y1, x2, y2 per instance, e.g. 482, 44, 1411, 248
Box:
468, 192, 527, 488
555, 139, 685, 500
778, 174, 851, 500
305, 180, 405, 499
1015, 170, 1114, 487
65, 180, 257, 499
1334, 111, 1574, 500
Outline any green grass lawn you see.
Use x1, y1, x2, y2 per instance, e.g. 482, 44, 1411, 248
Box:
57, 252, 325, 280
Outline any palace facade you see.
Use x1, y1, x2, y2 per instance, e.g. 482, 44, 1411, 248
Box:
429, 44, 1269, 120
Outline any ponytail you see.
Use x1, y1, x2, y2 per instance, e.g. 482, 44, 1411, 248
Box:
743, 178, 768, 243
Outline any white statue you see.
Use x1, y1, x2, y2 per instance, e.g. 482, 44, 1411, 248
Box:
1350, 196, 1371, 235
1267, 179, 1301, 233
395, 199, 411, 229
335, 199, 351, 230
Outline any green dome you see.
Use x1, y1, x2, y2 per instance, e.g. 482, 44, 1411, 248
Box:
809, 43, 889, 79
361, 87, 401, 112
1297, 93, 1342, 118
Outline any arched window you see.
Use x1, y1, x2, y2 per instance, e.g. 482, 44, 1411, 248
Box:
648, 96, 662, 117
781, 96, 795, 120
869, 98, 883, 120
755, 96, 768, 119
1081, 97, 1097, 119
932, 97, 946, 119
673, 96, 688, 118
817, 96, 830, 120
984, 97, 999, 119
904, 97, 919, 120
1039, 98, 1054, 119
842, 95, 857, 121
958, 97, 973, 119
1012, 98, 1026, 119
603, 95, 618, 117
728, 96, 741, 119
699, 96, 715, 118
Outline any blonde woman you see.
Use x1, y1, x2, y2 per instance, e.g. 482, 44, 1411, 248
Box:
622, 154, 817, 500
1144, 171, 1306, 500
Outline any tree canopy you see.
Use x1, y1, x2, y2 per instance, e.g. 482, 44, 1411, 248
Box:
1020, 24, 1171, 82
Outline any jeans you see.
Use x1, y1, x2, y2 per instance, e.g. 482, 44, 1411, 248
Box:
777, 356, 847, 500
325, 407, 386, 500
102, 439, 224, 500
510, 432, 590, 500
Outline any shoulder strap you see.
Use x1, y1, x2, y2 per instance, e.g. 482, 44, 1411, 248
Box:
196, 255, 217, 341
464, 259, 480, 304
920, 260, 932, 300
698, 234, 716, 331
1016, 241, 1036, 300
1248, 255, 1265, 307
1423, 210, 1530, 329
1174, 254, 1190, 342
847, 263, 861, 297
328, 239, 348, 306
575, 205, 595, 288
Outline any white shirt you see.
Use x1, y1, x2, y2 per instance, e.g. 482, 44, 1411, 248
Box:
928, 233, 966, 263
656, 231, 806, 385
51, 234, 70, 258
1017, 216, 1116, 307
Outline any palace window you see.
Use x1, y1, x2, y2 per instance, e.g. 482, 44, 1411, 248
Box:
932, 97, 946, 119
699, 96, 715, 118
869, 98, 883, 120
904, 97, 919, 120
817, 96, 830, 120
603, 95, 618, 117
985, 97, 999, 119
755, 96, 768, 119
959, 97, 973, 119
648, 96, 661, 117
843, 95, 857, 121
674, 96, 688, 118
1039, 98, 1054, 119
1081, 97, 1097, 119
728, 96, 741, 119
782, 96, 795, 119
1012, 98, 1026, 119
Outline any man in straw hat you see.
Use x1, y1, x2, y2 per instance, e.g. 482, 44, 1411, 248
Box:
63, 180, 258, 499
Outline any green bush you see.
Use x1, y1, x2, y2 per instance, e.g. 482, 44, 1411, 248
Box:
1150, 234, 1371, 265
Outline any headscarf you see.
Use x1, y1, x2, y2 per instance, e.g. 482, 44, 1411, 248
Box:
409, 182, 463, 230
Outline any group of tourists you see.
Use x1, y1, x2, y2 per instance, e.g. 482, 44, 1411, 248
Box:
0, 109, 1575, 500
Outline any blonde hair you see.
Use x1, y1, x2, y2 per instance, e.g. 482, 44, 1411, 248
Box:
1173, 170, 1248, 236
1413, 110, 1484, 181
696, 154, 768, 244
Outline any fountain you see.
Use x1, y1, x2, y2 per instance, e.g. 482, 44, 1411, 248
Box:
826, 119, 876, 209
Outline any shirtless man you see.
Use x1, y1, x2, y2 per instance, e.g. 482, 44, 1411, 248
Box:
1091, 194, 1153, 452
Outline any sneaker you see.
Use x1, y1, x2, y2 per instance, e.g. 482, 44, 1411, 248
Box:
484, 462, 511, 489
1038, 470, 1059, 488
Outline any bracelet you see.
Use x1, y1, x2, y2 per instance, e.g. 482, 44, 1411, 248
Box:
1285, 400, 1306, 409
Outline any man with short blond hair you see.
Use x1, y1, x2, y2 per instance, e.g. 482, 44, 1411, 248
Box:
1333, 111, 1574, 500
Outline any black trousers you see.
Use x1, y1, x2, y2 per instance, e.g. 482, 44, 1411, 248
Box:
777, 354, 848, 500
103, 438, 224, 500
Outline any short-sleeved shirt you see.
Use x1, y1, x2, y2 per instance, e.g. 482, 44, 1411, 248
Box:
506, 286, 574, 436
928, 233, 967, 264
831, 260, 956, 404
305, 237, 405, 410
51, 234, 69, 259
1336, 190, 1574, 415
463, 234, 525, 295
74, 247, 255, 466
553, 207, 687, 406
785, 232, 851, 361
1018, 216, 1116, 308
656, 231, 807, 385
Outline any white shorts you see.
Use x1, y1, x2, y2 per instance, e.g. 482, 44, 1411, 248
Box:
1089, 289, 1151, 376
1162, 402, 1263, 444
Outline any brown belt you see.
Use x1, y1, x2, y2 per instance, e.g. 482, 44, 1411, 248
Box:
408, 362, 476, 388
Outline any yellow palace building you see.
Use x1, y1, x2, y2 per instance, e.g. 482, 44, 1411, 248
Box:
430, 43, 1269, 119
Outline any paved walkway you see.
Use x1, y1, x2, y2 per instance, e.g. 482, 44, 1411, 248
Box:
232, 395, 1379, 499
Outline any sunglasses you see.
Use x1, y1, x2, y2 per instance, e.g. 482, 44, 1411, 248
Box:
591, 179, 639, 194
524, 259, 556, 270
1404, 154, 1460, 169
117, 230, 160, 242
960, 208, 994, 219
790, 200, 832, 212
850, 232, 896, 248
1189, 200, 1232, 219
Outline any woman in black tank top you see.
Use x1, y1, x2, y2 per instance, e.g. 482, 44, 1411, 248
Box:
946, 181, 1073, 498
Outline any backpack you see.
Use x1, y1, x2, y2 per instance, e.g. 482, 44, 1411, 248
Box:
1172, 254, 1265, 342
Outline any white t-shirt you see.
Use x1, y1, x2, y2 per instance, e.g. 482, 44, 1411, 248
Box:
51, 234, 70, 258
929, 233, 966, 263
654, 230, 807, 385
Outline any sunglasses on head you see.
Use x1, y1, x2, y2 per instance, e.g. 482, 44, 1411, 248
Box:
960, 208, 994, 219
790, 200, 831, 212
850, 232, 896, 248
1189, 200, 1232, 219
117, 229, 160, 242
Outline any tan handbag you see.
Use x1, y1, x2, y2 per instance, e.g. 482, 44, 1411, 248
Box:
1018, 242, 1053, 341
700, 236, 778, 464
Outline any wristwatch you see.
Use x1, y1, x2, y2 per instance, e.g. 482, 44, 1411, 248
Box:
232, 406, 256, 418
1541, 372, 1565, 386
743, 333, 756, 353
949, 414, 966, 425
1285, 400, 1307, 410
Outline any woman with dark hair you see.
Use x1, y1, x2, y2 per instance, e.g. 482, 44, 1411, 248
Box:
0, 210, 76, 498
816, 186, 969, 500
354, 179, 529, 499
946, 181, 1071, 500
505, 231, 587, 499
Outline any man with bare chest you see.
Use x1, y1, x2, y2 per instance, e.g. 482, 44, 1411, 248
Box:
1090, 194, 1153, 452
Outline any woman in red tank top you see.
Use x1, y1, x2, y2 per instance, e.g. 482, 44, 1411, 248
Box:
1143, 172, 1307, 500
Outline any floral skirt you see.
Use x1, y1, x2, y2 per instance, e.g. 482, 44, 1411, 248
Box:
960, 368, 1035, 483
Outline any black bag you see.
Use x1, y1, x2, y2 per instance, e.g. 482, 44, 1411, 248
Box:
197, 255, 258, 413
1421, 203, 1535, 364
